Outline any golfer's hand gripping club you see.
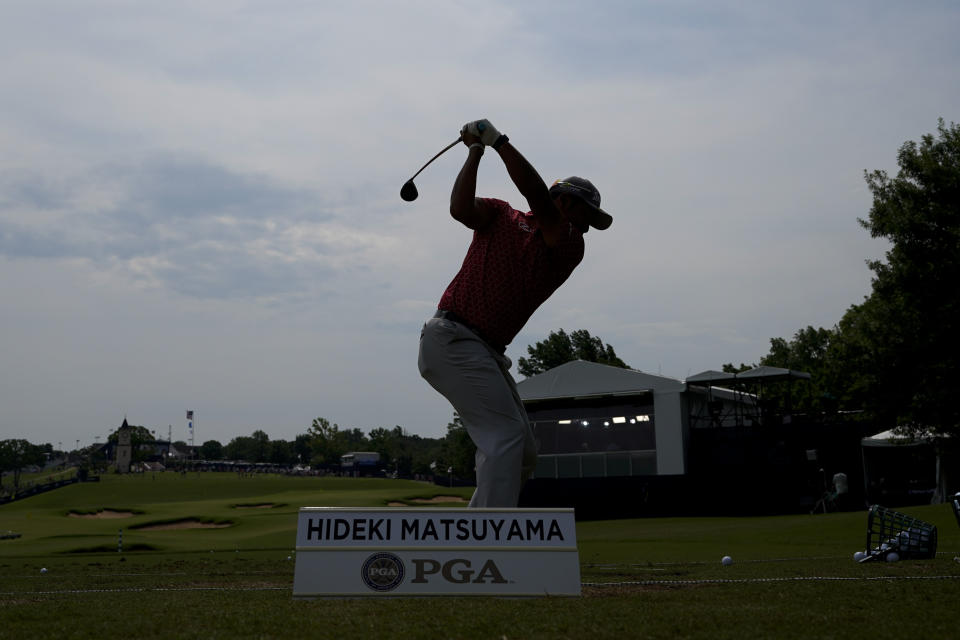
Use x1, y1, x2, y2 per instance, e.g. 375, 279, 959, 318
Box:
461, 119, 505, 148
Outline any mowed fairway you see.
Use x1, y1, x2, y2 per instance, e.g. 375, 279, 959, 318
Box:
1, 473, 958, 639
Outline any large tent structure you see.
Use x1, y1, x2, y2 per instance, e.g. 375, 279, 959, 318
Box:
516, 361, 869, 518
517, 360, 687, 479
685, 366, 811, 428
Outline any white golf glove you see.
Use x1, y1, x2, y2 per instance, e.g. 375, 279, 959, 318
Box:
461, 119, 504, 147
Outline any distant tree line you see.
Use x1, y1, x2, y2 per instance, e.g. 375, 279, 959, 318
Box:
200, 415, 476, 479
3, 412, 478, 485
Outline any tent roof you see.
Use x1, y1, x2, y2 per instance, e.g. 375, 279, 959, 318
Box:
687, 366, 811, 385
736, 366, 811, 382
861, 428, 941, 447
685, 370, 736, 385
517, 360, 685, 402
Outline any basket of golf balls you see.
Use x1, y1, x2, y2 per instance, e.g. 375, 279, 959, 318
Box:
861, 504, 937, 562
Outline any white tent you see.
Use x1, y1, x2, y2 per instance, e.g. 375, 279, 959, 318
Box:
861, 429, 954, 504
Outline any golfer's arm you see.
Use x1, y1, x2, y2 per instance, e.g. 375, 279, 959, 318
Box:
450, 146, 492, 229
496, 142, 565, 241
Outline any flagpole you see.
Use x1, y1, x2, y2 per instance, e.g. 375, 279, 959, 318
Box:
186, 410, 195, 448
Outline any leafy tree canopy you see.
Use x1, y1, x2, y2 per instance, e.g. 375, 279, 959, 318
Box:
0, 439, 47, 490
518, 329, 628, 377
850, 119, 960, 435
438, 413, 476, 479
107, 424, 152, 444
199, 440, 223, 460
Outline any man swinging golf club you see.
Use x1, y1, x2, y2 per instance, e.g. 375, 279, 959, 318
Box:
418, 118, 613, 508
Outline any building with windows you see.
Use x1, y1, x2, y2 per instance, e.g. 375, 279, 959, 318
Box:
517, 360, 869, 518
518, 360, 687, 480
341, 451, 382, 477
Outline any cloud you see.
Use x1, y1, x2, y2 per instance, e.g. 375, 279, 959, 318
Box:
1, 0, 958, 447
0, 153, 403, 300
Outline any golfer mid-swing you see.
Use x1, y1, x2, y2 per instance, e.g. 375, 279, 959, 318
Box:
418, 119, 613, 508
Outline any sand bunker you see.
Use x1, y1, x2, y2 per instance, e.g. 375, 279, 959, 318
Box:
135, 519, 232, 531
388, 496, 468, 506
68, 510, 137, 519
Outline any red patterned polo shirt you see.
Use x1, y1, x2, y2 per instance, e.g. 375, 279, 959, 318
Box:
438, 197, 585, 349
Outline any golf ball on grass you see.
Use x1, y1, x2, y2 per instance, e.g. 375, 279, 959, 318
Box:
721, 556, 733, 566
40, 567, 47, 574
886, 552, 900, 562
853, 551, 866, 562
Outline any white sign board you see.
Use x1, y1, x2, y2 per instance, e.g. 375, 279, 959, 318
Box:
293, 507, 580, 597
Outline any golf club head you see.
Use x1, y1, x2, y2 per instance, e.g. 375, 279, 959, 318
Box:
400, 180, 418, 202
401, 136, 461, 202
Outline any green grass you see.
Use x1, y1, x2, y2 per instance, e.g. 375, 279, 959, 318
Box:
1, 467, 77, 498
0, 472, 473, 556
1, 472, 958, 639
4, 467, 77, 484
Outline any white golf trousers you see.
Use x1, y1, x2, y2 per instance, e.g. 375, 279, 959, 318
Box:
418, 316, 537, 508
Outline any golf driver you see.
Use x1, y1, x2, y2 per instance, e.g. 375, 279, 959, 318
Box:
401, 136, 462, 201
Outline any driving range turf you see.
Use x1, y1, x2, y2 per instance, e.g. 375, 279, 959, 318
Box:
1, 473, 957, 639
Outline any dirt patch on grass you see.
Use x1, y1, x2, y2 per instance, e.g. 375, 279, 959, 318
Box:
68, 510, 138, 519
232, 503, 279, 509
133, 519, 233, 531
388, 495, 468, 506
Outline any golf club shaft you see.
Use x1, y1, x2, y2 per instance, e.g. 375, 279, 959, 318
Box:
408, 137, 462, 182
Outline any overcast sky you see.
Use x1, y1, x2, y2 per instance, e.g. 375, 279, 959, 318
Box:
2, 1, 958, 449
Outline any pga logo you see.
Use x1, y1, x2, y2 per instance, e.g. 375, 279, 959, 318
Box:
411, 557, 508, 585
361, 552, 405, 592
360, 553, 509, 592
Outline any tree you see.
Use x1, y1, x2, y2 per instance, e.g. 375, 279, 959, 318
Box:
410, 435, 444, 477
293, 434, 312, 466
107, 424, 154, 463
199, 440, 224, 460
250, 430, 271, 463
826, 298, 879, 413
744, 121, 960, 437
852, 119, 960, 436
107, 425, 153, 444
269, 439, 294, 465
333, 428, 368, 455
308, 417, 347, 467
757, 326, 842, 415
366, 425, 439, 477
367, 427, 403, 473
222, 431, 274, 463
518, 329, 628, 377
722, 362, 753, 374
223, 436, 257, 462
0, 439, 46, 492
367, 427, 393, 460
439, 413, 476, 480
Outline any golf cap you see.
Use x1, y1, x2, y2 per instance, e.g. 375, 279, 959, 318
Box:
549, 177, 613, 230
